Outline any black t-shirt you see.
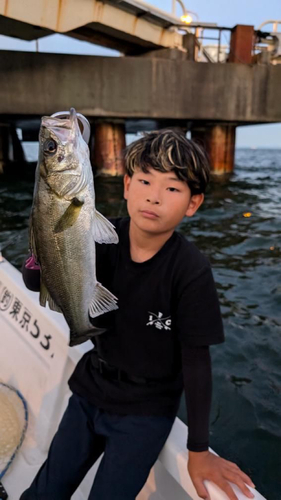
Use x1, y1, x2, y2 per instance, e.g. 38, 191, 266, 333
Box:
68, 217, 225, 450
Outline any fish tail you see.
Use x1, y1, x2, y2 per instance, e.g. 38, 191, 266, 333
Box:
69, 327, 106, 347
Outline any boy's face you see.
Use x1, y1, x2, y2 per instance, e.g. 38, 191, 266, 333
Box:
123, 167, 204, 235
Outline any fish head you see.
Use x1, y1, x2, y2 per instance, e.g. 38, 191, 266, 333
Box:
38, 108, 93, 199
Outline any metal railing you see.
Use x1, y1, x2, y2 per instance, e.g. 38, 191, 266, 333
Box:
254, 20, 281, 64
177, 22, 281, 64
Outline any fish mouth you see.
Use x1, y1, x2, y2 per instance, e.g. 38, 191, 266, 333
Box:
51, 109, 90, 144
41, 108, 79, 145
41, 117, 73, 144
46, 168, 78, 177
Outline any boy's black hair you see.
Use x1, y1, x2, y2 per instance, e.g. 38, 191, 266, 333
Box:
124, 129, 210, 195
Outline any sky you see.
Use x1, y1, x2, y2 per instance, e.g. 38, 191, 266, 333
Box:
0, 0, 280, 148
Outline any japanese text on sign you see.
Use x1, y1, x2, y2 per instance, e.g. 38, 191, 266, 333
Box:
0, 285, 53, 356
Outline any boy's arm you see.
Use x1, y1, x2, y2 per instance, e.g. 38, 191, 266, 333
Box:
182, 346, 255, 500
176, 266, 255, 499
175, 263, 223, 452
182, 345, 212, 452
176, 265, 255, 499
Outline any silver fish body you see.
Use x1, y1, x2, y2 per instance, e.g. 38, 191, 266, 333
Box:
29, 108, 118, 346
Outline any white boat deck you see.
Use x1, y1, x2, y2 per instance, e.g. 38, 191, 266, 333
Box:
0, 258, 266, 500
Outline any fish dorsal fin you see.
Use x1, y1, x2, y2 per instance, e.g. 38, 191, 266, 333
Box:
89, 282, 118, 319
40, 281, 62, 313
93, 211, 119, 244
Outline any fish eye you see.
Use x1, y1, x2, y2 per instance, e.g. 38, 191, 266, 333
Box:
44, 139, 57, 155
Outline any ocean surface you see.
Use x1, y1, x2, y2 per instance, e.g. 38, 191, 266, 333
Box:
0, 147, 280, 499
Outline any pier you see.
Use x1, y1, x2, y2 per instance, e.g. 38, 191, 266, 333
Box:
0, 0, 280, 175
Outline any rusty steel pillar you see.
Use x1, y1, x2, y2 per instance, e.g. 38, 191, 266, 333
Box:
92, 120, 126, 176
192, 124, 236, 174
228, 24, 254, 64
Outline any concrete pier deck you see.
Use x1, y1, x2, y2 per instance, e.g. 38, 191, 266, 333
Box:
0, 51, 280, 124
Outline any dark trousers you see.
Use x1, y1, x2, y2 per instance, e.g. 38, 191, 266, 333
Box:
20, 393, 175, 500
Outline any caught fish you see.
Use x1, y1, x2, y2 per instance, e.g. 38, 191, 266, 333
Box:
29, 107, 119, 346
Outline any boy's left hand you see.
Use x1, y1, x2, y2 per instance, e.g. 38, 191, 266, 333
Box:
187, 450, 256, 500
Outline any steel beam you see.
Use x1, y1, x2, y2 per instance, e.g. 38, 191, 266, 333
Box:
0, 0, 183, 53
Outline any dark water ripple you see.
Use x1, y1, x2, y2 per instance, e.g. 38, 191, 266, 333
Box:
0, 148, 281, 498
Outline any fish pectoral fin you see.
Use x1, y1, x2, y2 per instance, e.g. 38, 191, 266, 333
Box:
89, 282, 118, 319
40, 281, 62, 313
54, 197, 84, 234
93, 211, 119, 244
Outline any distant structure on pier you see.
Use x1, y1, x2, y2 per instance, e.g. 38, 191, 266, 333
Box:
0, 0, 280, 176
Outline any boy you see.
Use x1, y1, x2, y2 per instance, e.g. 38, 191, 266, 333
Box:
21, 130, 255, 500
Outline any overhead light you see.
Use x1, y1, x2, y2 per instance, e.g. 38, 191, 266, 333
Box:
174, 1, 198, 23
181, 13, 193, 24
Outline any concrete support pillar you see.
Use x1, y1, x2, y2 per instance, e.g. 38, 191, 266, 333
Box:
0, 124, 25, 174
92, 121, 126, 176
182, 33, 196, 61
0, 124, 10, 174
9, 126, 25, 163
192, 124, 236, 174
228, 25, 254, 64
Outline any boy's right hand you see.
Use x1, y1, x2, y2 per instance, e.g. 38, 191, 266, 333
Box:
187, 450, 256, 500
